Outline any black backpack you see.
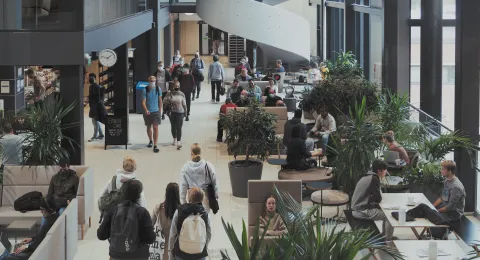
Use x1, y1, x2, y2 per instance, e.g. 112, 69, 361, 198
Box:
14, 191, 43, 213
109, 202, 140, 253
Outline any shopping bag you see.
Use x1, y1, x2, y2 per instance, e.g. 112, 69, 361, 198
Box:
149, 220, 165, 260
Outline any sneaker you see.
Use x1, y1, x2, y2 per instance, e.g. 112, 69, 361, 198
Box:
211, 99, 215, 103
177, 142, 182, 150
153, 145, 159, 153
97, 135, 104, 140
215, 100, 219, 103
196, 95, 200, 99
172, 139, 177, 146
185, 116, 190, 121
147, 141, 153, 148
88, 137, 97, 142
216, 138, 222, 142
192, 96, 195, 101
162, 114, 165, 120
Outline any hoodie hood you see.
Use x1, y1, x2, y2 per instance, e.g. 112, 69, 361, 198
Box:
179, 203, 205, 215
116, 169, 137, 183
183, 160, 207, 176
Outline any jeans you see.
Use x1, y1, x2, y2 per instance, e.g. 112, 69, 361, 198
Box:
185, 92, 192, 116
0, 251, 30, 260
211, 80, 222, 101
92, 118, 103, 138
169, 112, 184, 141
353, 208, 394, 241
305, 138, 315, 152
193, 79, 201, 97
40, 207, 65, 227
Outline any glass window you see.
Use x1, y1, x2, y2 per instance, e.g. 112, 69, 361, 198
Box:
326, 7, 344, 60
410, 27, 421, 111
411, 0, 421, 19
441, 27, 455, 130
443, 0, 456, 19
0, 0, 83, 31
84, 0, 147, 29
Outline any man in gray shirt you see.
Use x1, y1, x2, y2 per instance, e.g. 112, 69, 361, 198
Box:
0, 124, 24, 165
427, 160, 466, 239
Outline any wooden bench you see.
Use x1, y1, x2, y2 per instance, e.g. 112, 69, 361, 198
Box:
451, 215, 480, 252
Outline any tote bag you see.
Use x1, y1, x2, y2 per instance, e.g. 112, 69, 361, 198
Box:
149, 213, 165, 260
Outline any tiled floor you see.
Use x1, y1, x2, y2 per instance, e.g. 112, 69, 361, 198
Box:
72, 77, 479, 260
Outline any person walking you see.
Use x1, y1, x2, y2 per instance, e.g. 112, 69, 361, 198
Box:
190, 52, 205, 101
180, 143, 219, 214
208, 55, 225, 103
178, 64, 196, 121
155, 61, 171, 120
172, 50, 182, 66
142, 76, 163, 153
164, 83, 187, 150
97, 180, 156, 260
168, 187, 211, 260
151, 183, 181, 260
87, 73, 106, 142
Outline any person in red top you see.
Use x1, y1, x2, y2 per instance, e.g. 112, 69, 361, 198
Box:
217, 98, 237, 142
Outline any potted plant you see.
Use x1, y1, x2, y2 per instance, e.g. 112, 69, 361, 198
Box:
22, 96, 78, 165
221, 186, 404, 259
331, 97, 382, 195
223, 102, 278, 198
402, 161, 443, 202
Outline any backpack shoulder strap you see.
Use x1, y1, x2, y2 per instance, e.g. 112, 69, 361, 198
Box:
204, 163, 212, 183
111, 176, 117, 191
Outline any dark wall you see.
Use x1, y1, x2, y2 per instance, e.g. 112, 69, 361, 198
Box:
0, 32, 84, 65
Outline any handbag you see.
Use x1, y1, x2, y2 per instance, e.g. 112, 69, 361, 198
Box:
149, 211, 165, 259
205, 164, 219, 214
219, 83, 226, 96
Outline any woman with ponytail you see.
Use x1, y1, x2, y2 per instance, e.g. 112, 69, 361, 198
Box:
179, 143, 219, 213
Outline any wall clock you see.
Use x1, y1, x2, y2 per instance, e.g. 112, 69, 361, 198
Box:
99, 49, 117, 67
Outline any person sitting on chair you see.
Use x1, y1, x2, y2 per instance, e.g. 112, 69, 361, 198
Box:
236, 68, 251, 82
283, 109, 314, 151
258, 195, 287, 237
382, 131, 410, 164
235, 90, 251, 107
309, 108, 336, 153
227, 79, 243, 103
264, 88, 282, 107
216, 98, 237, 142
286, 124, 322, 170
0, 197, 59, 260
245, 79, 262, 102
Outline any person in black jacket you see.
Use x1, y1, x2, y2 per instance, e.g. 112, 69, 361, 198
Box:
41, 157, 79, 227
0, 198, 59, 260
97, 179, 156, 260
286, 124, 322, 170
283, 109, 314, 151
88, 73, 106, 142
169, 187, 211, 260
179, 64, 196, 121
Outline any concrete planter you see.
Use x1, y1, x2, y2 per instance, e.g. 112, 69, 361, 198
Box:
228, 160, 263, 198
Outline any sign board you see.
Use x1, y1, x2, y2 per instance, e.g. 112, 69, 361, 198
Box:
105, 115, 128, 149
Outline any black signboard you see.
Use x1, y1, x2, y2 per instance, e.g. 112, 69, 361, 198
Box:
105, 115, 128, 150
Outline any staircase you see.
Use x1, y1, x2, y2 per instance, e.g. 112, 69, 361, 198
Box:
196, 0, 310, 70
228, 35, 246, 67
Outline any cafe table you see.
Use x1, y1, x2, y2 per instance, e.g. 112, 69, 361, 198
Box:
394, 240, 469, 260
380, 193, 448, 239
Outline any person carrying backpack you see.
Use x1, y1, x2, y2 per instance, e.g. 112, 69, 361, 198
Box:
169, 187, 211, 260
98, 157, 147, 218
190, 52, 205, 101
97, 179, 156, 260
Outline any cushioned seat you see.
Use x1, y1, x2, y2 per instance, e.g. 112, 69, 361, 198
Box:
278, 167, 332, 182
311, 190, 349, 206
0, 206, 43, 225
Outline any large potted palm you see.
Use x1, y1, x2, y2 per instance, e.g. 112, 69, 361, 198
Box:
223, 102, 277, 198
221, 186, 404, 259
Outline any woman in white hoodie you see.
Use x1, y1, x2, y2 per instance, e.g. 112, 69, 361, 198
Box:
180, 143, 219, 213
99, 156, 147, 208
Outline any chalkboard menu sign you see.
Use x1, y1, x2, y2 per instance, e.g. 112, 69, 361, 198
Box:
105, 115, 128, 150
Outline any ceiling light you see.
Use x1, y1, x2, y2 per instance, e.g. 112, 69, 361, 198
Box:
185, 13, 193, 15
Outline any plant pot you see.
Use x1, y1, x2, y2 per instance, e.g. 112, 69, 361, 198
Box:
228, 160, 263, 198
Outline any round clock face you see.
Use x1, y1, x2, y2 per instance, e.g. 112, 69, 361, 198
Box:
99, 49, 117, 67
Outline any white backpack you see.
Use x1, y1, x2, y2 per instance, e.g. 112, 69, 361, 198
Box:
178, 214, 207, 254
